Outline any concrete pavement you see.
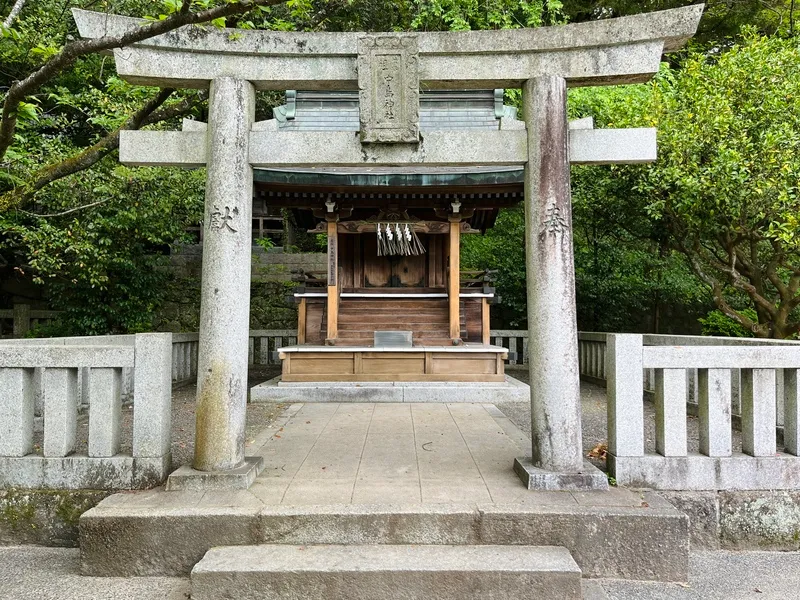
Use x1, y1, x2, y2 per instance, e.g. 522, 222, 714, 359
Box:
1, 546, 799, 599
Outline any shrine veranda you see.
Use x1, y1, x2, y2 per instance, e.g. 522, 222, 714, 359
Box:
71, 6, 703, 489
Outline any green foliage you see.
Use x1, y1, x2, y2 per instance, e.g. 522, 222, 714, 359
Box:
410, 0, 564, 31
255, 236, 276, 251
461, 206, 527, 326
699, 309, 757, 338
568, 33, 800, 338
0, 0, 212, 334
561, 1, 800, 47
1, 164, 205, 334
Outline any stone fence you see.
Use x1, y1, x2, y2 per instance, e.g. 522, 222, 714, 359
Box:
5, 328, 797, 491
0, 334, 171, 490
0, 304, 61, 338
607, 333, 800, 490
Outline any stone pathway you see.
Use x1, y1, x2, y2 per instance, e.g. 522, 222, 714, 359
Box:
247, 401, 623, 506
2, 546, 798, 600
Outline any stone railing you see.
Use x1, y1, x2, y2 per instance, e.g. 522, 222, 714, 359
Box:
172, 333, 199, 387
169, 330, 298, 386
0, 333, 172, 490
607, 333, 800, 490
575, 333, 800, 429
248, 329, 298, 366
0, 303, 62, 338
489, 331, 606, 378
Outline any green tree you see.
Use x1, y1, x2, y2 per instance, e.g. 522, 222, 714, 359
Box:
562, 1, 800, 45
572, 33, 800, 338
645, 33, 800, 338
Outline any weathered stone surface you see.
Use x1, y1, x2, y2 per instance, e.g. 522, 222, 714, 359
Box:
194, 77, 255, 472
0, 346, 133, 368
569, 128, 656, 164
522, 75, 583, 476
642, 345, 800, 368
0, 367, 34, 456
513, 458, 608, 491
606, 334, 644, 458
0, 455, 169, 490
786, 369, 800, 455
190, 544, 582, 600
609, 453, 800, 491
0, 488, 110, 547
655, 368, 687, 457
166, 456, 263, 491
72, 6, 702, 88
87, 368, 122, 458
259, 504, 479, 546
121, 123, 658, 170
250, 376, 529, 403
132, 333, 172, 460
719, 490, 800, 550
741, 368, 777, 457
358, 35, 419, 143
656, 491, 720, 550
43, 368, 78, 458
478, 503, 689, 582
120, 130, 205, 167
699, 369, 733, 457
78, 495, 688, 581
79, 503, 262, 576
250, 130, 527, 167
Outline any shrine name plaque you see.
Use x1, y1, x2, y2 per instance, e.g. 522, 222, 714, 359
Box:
358, 35, 420, 144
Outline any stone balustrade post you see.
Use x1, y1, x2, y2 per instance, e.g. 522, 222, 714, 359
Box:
0, 367, 34, 456
133, 333, 172, 459
607, 334, 645, 458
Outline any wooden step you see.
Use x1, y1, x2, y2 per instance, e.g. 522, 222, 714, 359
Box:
336, 331, 452, 340
336, 325, 453, 333
191, 544, 583, 600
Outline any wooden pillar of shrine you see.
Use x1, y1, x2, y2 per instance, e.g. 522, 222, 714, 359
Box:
326, 218, 339, 343
481, 298, 491, 345
449, 218, 461, 343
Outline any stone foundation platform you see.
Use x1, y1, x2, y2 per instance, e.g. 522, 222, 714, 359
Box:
78, 402, 688, 582
250, 376, 529, 403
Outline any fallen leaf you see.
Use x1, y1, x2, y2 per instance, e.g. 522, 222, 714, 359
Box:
587, 442, 608, 459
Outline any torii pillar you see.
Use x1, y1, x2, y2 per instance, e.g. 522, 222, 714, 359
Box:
512, 76, 605, 489
193, 78, 256, 475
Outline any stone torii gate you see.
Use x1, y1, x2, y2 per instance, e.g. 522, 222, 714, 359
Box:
74, 6, 702, 490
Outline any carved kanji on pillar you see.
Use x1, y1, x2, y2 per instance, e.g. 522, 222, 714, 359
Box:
358, 35, 419, 144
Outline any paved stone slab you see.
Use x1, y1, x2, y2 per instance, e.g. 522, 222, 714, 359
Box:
191, 544, 582, 600
250, 375, 529, 403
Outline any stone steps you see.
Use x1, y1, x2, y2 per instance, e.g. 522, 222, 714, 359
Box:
78, 498, 688, 581
190, 543, 583, 600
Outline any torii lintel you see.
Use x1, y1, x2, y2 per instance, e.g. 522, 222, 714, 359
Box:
72, 6, 703, 90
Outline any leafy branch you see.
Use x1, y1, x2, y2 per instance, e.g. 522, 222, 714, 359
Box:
3, 87, 209, 210
0, 0, 286, 162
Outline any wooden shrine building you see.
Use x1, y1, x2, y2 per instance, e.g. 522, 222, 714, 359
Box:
259, 90, 522, 382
